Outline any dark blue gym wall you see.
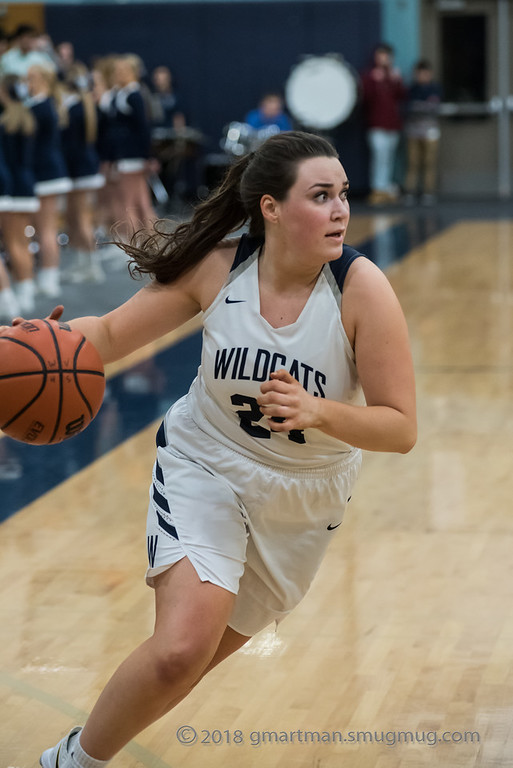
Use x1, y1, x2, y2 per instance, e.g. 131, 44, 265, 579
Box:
45, 1, 381, 192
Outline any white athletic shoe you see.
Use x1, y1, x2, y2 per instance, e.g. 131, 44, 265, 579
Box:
79, 251, 106, 284
0, 287, 21, 321
64, 251, 106, 284
37, 267, 61, 299
40, 726, 82, 768
15, 279, 36, 315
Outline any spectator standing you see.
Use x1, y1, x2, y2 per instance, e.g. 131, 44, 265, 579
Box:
361, 43, 406, 205
0, 24, 55, 77
403, 60, 442, 206
150, 65, 185, 130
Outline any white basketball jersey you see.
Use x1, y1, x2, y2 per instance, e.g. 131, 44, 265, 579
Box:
186, 234, 365, 467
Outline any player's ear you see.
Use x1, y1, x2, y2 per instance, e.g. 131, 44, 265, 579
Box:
260, 194, 279, 224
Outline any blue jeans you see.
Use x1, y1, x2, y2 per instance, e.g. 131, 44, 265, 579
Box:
367, 128, 400, 192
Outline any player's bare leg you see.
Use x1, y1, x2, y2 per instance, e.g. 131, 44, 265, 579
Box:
78, 557, 247, 760
34, 195, 62, 298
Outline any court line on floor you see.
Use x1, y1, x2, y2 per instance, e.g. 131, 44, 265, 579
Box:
0, 669, 177, 768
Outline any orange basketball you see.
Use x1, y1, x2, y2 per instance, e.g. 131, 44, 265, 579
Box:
0, 318, 105, 445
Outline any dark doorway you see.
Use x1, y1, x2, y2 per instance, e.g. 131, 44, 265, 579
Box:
441, 14, 487, 102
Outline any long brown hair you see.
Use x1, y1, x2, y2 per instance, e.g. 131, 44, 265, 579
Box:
124, 131, 339, 284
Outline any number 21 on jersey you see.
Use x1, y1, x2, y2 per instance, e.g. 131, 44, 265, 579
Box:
231, 393, 306, 444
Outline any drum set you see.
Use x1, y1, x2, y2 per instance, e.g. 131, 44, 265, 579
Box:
220, 122, 281, 156
150, 126, 205, 204
152, 55, 360, 199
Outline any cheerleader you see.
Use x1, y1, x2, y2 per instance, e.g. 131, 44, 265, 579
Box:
0, 74, 40, 315
0, 99, 13, 210
91, 56, 125, 239
110, 54, 156, 239
61, 62, 105, 282
0, 110, 17, 320
26, 62, 72, 298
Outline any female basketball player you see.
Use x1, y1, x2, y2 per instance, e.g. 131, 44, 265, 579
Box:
24, 131, 416, 768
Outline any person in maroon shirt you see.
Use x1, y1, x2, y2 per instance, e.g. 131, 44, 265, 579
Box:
361, 43, 406, 205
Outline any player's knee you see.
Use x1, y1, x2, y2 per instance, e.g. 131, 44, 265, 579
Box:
152, 639, 213, 688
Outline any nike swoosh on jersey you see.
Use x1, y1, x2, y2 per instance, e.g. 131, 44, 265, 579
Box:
327, 522, 342, 530
225, 297, 246, 304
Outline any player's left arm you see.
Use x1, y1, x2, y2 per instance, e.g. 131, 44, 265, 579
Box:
257, 259, 417, 454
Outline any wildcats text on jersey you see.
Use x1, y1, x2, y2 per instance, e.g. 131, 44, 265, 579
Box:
214, 346, 327, 397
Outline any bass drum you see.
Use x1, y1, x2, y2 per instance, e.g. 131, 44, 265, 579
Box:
285, 55, 358, 130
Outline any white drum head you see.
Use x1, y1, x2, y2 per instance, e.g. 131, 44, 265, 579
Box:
285, 56, 358, 130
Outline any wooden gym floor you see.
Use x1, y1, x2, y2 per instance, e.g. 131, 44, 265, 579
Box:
1, 201, 513, 767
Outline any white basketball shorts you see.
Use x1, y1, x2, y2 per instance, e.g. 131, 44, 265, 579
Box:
146, 395, 362, 636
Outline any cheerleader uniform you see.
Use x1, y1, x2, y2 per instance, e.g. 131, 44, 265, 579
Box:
110, 82, 151, 173
0, 121, 39, 213
27, 94, 72, 196
96, 89, 117, 165
0, 125, 17, 320
61, 94, 105, 190
0, 122, 39, 315
0, 124, 13, 212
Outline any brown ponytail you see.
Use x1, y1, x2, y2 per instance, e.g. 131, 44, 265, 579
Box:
125, 152, 252, 284
123, 131, 338, 285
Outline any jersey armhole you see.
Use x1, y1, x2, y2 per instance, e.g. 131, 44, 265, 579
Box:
329, 246, 365, 361
229, 233, 264, 272
328, 245, 365, 293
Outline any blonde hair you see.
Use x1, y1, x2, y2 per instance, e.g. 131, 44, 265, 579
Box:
0, 76, 35, 135
91, 55, 118, 90
119, 53, 143, 81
